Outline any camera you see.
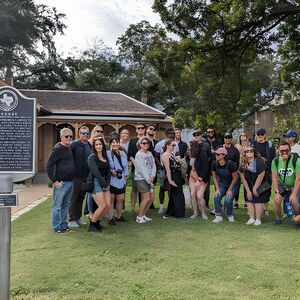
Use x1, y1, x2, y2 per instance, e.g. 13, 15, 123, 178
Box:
116, 169, 123, 179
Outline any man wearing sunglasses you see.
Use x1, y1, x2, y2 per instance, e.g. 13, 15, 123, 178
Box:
250, 128, 276, 215
46, 128, 75, 233
128, 123, 147, 214
68, 125, 91, 228
272, 142, 300, 226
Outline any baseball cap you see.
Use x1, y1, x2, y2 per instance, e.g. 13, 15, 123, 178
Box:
256, 128, 266, 135
192, 129, 201, 136
224, 132, 233, 138
215, 147, 227, 155
283, 130, 297, 138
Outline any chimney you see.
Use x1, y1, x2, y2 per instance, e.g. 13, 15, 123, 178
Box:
5, 67, 13, 86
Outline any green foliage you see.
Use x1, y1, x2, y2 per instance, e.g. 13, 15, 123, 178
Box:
151, 0, 300, 129
0, 0, 66, 72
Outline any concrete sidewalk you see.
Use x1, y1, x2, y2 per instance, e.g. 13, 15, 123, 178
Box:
12, 184, 52, 220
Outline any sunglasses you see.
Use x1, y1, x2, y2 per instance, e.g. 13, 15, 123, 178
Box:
194, 133, 201, 137
257, 134, 265, 136
137, 127, 145, 130
279, 149, 290, 154
171, 144, 176, 147
224, 137, 232, 139
207, 131, 214, 134
93, 136, 103, 140
148, 128, 156, 131
64, 135, 73, 139
244, 150, 254, 154
96, 130, 103, 133
141, 142, 149, 145
80, 132, 90, 135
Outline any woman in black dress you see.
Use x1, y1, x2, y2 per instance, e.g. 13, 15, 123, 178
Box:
239, 146, 271, 226
162, 139, 185, 218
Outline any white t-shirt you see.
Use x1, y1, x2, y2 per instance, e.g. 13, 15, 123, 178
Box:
291, 143, 300, 156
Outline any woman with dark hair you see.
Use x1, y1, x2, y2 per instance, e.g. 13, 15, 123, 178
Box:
211, 147, 239, 223
235, 132, 250, 208
188, 140, 210, 219
107, 136, 129, 224
239, 146, 270, 225
162, 139, 185, 218
87, 135, 111, 232
134, 136, 156, 223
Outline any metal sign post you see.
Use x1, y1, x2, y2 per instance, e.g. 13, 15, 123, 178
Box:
0, 175, 13, 300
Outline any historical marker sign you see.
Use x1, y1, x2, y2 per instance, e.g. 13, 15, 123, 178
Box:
0, 86, 36, 182
0, 194, 18, 207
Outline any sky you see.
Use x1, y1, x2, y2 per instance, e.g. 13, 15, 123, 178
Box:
35, 0, 163, 55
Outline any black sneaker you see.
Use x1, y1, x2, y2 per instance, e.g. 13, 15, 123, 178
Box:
233, 203, 239, 209
116, 216, 128, 222
244, 203, 247, 208
88, 221, 102, 232
108, 218, 117, 226
55, 229, 65, 234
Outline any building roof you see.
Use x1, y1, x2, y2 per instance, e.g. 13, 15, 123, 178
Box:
20, 89, 166, 119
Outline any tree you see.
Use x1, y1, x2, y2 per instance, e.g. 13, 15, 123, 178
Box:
0, 0, 66, 76
116, 20, 173, 107
151, 0, 300, 131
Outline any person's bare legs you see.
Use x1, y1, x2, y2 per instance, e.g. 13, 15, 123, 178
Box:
196, 181, 208, 219
189, 179, 198, 217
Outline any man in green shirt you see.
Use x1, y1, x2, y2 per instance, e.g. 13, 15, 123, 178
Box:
271, 142, 300, 225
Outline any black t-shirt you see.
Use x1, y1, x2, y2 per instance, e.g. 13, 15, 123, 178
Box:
254, 142, 267, 159
239, 158, 266, 187
225, 145, 240, 167
211, 159, 237, 184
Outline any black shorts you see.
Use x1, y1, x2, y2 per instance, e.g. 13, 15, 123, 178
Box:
110, 185, 125, 195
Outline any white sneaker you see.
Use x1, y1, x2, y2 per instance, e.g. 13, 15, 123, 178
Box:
68, 221, 79, 228
282, 213, 287, 218
190, 214, 198, 219
202, 213, 208, 220
143, 215, 152, 221
212, 216, 223, 223
158, 205, 164, 214
254, 219, 262, 226
227, 215, 235, 222
76, 219, 87, 226
136, 217, 147, 224
246, 218, 255, 225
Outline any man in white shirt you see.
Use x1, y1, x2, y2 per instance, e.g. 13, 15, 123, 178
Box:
284, 130, 300, 156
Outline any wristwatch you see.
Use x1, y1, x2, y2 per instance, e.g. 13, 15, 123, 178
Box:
274, 190, 279, 194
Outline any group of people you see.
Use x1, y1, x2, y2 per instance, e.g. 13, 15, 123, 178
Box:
46, 123, 300, 233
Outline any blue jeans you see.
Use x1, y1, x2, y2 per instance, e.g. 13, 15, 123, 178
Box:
214, 181, 239, 216
52, 181, 74, 232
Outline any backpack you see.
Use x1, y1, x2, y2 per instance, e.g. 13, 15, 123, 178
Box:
274, 153, 299, 169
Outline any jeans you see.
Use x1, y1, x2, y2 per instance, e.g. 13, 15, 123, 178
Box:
52, 181, 74, 232
69, 177, 86, 221
214, 181, 239, 216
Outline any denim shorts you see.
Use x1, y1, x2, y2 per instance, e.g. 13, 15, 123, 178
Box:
92, 178, 109, 195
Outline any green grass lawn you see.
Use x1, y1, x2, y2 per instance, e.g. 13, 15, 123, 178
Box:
10, 187, 300, 300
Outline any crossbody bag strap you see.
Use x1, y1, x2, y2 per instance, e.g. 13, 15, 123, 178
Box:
279, 156, 291, 184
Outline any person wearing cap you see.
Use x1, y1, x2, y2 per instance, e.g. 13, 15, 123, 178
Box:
192, 129, 202, 142
204, 126, 222, 210
211, 147, 239, 223
223, 132, 241, 209
239, 146, 271, 225
249, 128, 276, 215
284, 130, 300, 156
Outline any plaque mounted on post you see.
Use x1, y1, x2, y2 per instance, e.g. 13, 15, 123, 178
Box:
0, 86, 36, 182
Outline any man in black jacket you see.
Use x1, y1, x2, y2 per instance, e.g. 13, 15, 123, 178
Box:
68, 125, 92, 228
46, 128, 75, 233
